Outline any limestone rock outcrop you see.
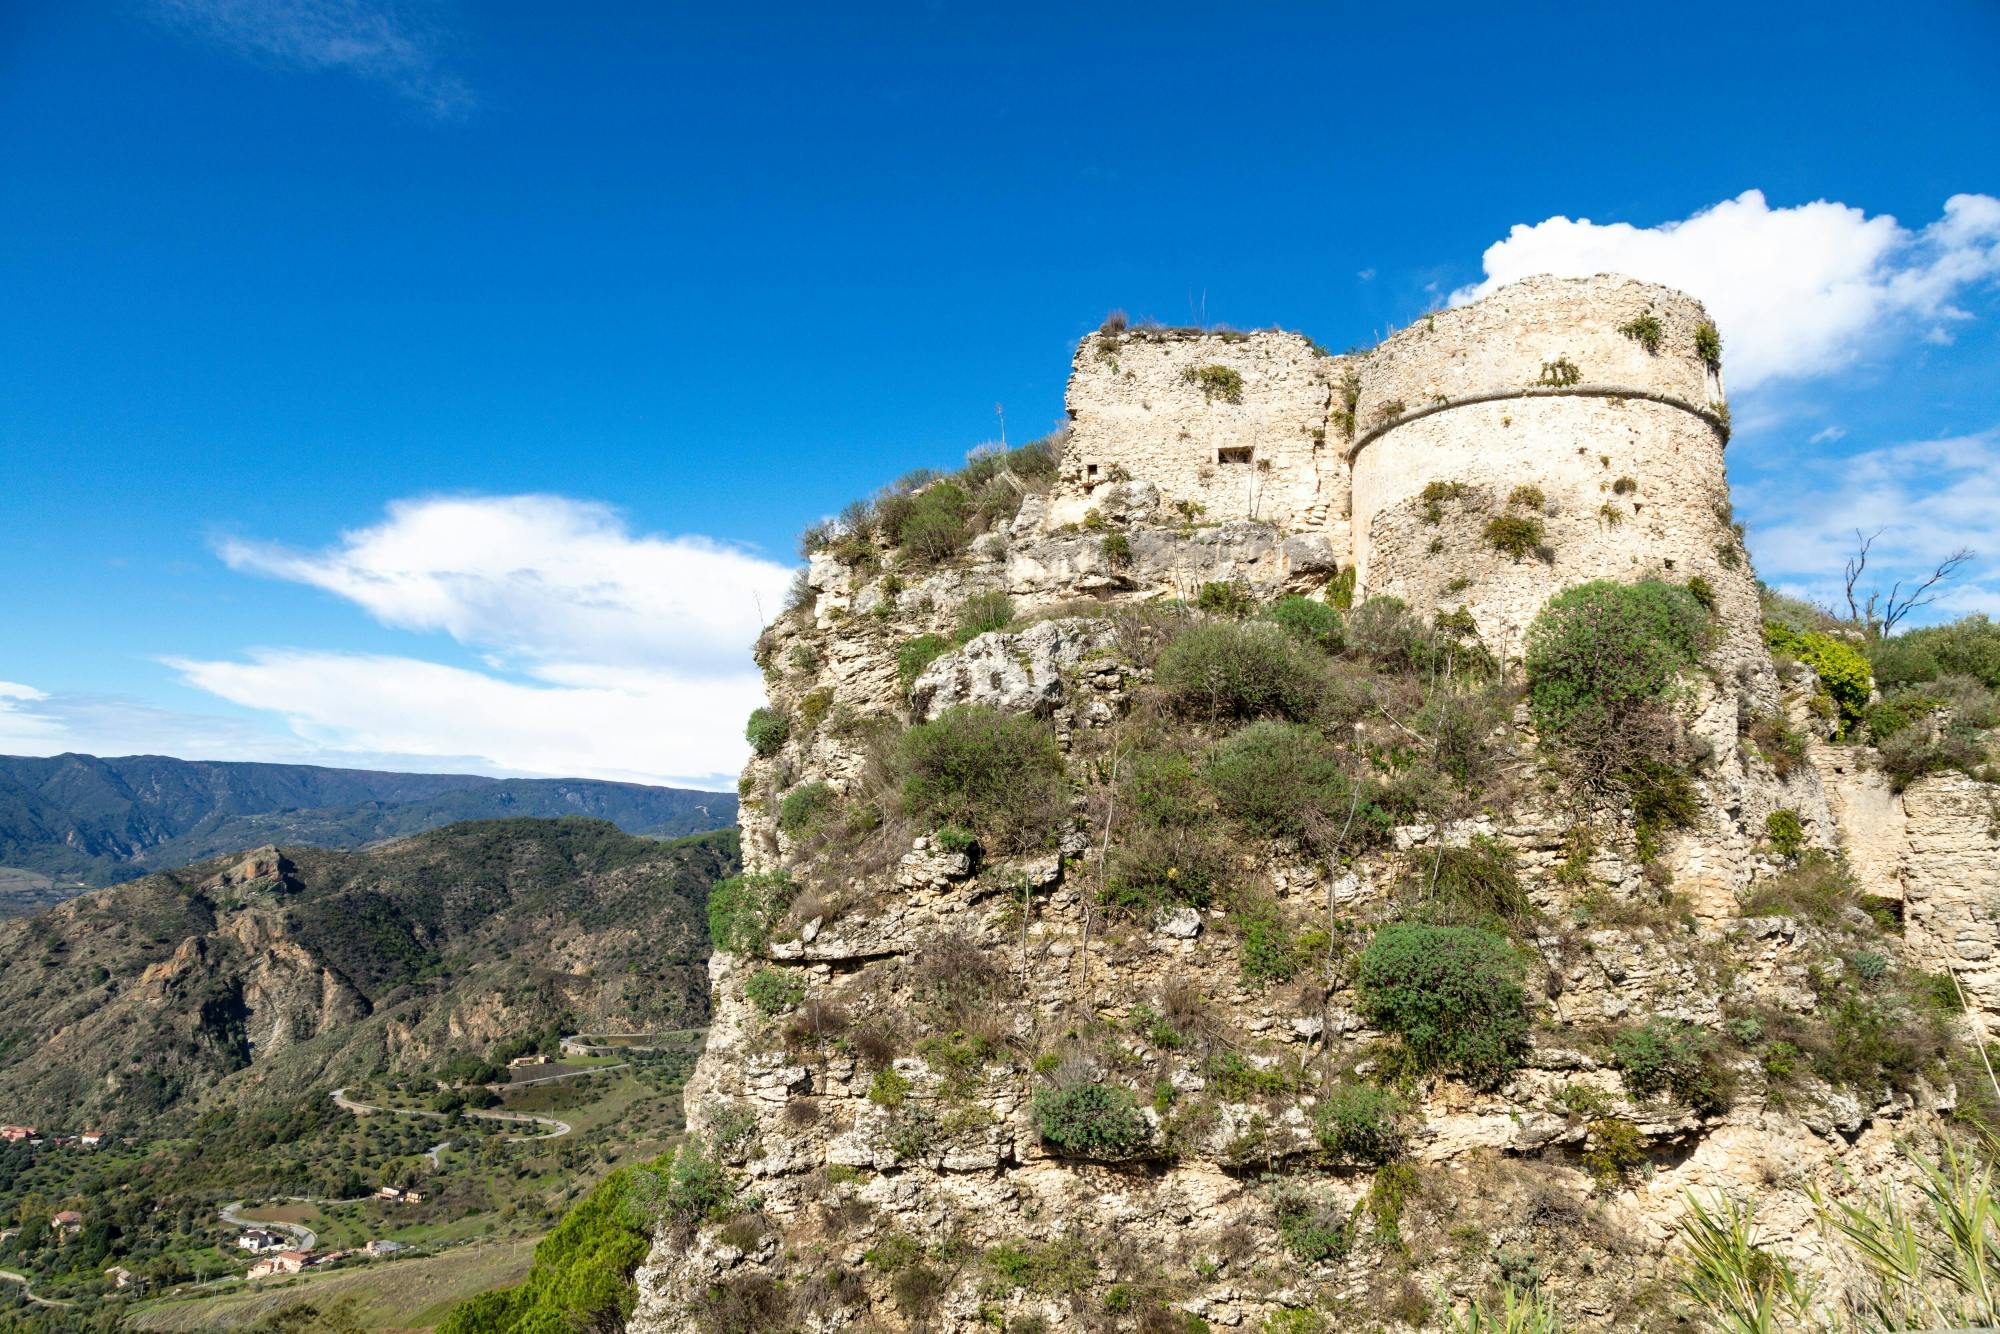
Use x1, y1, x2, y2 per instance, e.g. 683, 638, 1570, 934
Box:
636, 274, 1997, 1334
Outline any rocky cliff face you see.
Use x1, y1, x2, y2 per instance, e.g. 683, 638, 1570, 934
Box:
634, 288, 1997, 1333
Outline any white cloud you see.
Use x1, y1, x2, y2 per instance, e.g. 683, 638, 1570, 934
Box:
218, 495, 788, 678
0, 684, 365, 765
156, 0, 472, 116
162, 494, 797, 786
0, 682, 65, 751
1452, 191, 2000, 390
162, 651, 763, 787
1808, 426, 1847, 445
1743, 426, 1999, 620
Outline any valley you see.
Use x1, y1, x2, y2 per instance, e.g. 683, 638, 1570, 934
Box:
0, 819, 730, 1330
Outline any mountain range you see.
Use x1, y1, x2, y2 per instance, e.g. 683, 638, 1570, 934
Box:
0, 753, 736, 912
0, 817, 737, 1128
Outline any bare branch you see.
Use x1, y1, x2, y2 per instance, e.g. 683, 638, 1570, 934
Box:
1882, 547, 1975, 635
1843, 528, 1880, 629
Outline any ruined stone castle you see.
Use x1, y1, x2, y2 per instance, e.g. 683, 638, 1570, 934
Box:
1047, 274, 1739, 667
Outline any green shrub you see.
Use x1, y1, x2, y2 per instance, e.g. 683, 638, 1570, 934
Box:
1156, 622, 1327, 722
1270, 1182, 1352, 1263
1103, 823, 1229, 915
1686, 575, 1717, 612
1356, 924, 1528, 1087
706, 872, 798, 956
955, 589, 1014, 641
1100, 532, 1133, 567
1765, 809, 1805, 859
1207, 1050, 1297, 1097
1182, 363, 1245, 403
745, 967, 805, 1015
744, 706, 791, 757
1314, 1082, 1405, 1164
1409, 835, 1531, 930
1122, 749, 1207, 828
984, 1235, 1097, 1295
1611, 1017, 1729, 1114
1629, 758, 1702, 860
1878, 725, 1989, 792
1764, 622, 1872, 732
663, 1143, 737, 1224
1582, 1117, 1648, 1187
896, 634, 951, 693
1232, 900, 1314, 984
1420, 480, 1471, 523
1326, 567, 1357, 610
1034, 1083, 1152, 1160
1869, 635, 1941, 688
1526, 581, 1712, 738
897, 480, 973, 564
1343, 596, 1495, 680
1264, 596, 1344, 651
1507, 484, 1547, 511
900, 705, 1066, 853
1484, 513, 1546, 560
1205, 722, 1369, 847
1743, 709, 1809, 777
1881, 615, 2000, 688
868, 1067, 910, 1108
1195, 580, 1257, 617
1739, 851, 1872, 926
777, 780, 837, 835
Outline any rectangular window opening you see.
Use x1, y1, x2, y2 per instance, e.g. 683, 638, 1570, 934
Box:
1217, 446, 1253, 466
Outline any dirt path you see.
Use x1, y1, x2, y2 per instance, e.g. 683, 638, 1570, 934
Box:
502, 1061, 628, 1088
0, 1267, 75, 1308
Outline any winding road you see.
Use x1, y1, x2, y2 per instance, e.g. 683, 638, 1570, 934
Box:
329, 1087, 572, 1139
0, 1267, 74, 1309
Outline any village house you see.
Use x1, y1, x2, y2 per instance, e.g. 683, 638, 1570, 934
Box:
507, 1053, 550, 1068
104, 1265, 135, 1289
365, 1238, 404, 1256
0, 1125, 36, 1142
79, 1130, 105, 1148
237, 1228, 286, 1253
374, 1185, 423, 1203
248, 1250, 310, 1278
50, 1210, 82, 1235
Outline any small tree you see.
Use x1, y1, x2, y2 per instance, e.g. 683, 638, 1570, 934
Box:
1843, 528, 1975, 639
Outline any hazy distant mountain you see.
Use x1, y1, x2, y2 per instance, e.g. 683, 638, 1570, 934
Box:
0, 753, 737, 911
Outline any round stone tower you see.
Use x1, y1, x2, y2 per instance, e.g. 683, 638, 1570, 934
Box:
1348, 274, 1752, 681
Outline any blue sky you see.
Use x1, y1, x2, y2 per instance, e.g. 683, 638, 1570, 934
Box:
2, 1, 1996, 787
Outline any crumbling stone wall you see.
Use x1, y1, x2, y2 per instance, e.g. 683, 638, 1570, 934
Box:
1048, 328, 1344, 544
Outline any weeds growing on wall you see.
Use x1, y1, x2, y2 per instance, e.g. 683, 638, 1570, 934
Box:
1617, 312, 1664, 354
1182, 363, 1245, 403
